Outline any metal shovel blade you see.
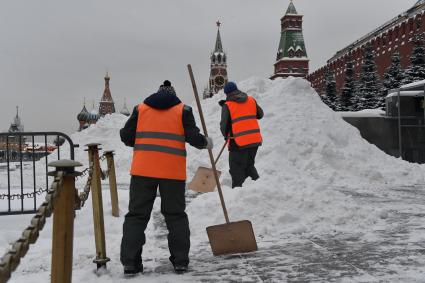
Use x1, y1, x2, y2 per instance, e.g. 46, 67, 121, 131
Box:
206, 220, 258, 256
188, 166, 221, 193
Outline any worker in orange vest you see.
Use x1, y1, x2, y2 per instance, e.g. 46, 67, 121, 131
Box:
119, 80, 213, 276
219, 81, 263, 188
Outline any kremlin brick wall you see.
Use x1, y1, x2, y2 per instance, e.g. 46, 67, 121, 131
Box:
307, 7, 425, 95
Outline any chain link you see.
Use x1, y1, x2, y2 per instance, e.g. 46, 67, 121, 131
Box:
76, 161, 94, 209
76, 150, 111, 208
0, 188, 49, 201
0, 172, 65, 283
76, 167, 89, 180
100, 168, 108, 180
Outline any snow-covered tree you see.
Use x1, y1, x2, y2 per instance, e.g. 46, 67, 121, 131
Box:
357, 43, 381, 109
379, 51, 404, 109
321, 67, 338, 110
340, 58, 356, 111
383, 50, 404, 92
402, 30, 425, 85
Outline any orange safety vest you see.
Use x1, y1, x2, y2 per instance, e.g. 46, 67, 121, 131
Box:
130, 103, 187, 180
226, 96, 262, 148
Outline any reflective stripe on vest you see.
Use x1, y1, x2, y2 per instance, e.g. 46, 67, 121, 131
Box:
226, 96, 262, 147
130, 103, 187, 180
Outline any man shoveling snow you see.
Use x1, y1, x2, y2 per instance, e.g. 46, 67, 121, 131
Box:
119, 80, 213, 276
219, 81, 264, 188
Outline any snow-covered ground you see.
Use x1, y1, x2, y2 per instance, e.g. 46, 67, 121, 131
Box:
1, 77, 425, 282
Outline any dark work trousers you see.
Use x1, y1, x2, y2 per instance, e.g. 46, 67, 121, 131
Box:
229, 146, 259, 188
120, 175, 190, 267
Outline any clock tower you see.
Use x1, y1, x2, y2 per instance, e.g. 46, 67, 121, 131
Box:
204, 21, 228, 98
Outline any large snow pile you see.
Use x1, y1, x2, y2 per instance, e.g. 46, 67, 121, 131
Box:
186, 77, 425, 243
67, 76, 424, 240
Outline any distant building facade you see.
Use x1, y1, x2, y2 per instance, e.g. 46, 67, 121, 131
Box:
307, 0, 425, 95
0, 107, 26, 151
203, 21, 228, 99
271, 0, 309, 80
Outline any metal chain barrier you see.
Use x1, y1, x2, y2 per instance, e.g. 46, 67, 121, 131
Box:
0, 188, 48, 200
76, 167, 89, 179
76, 161, 94, 209
0, 172, 65, 283
100, 169, 108, 180
0, 146, 113, 282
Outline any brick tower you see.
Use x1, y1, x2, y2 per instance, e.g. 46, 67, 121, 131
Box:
98, 72, 116, 116
204, 21, 228, 98
271, 0, 309, 79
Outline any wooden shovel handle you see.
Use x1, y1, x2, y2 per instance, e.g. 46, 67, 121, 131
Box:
214, 139, 228, 165
187, 64, 230, 224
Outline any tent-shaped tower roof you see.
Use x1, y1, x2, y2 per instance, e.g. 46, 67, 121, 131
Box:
286, 0, 298, 15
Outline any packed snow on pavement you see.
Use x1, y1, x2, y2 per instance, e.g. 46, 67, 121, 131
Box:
1, 76, 425, 282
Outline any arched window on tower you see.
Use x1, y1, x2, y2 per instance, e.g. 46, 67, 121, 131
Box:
212, 55, 216, 63
289, 50, 294, 58
223, 54, 226, 63
217, 54, 222, 63
296, 50, 303, 57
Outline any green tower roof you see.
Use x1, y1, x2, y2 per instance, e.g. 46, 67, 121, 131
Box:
277, 30, 307, 60
286, 1, 298, 15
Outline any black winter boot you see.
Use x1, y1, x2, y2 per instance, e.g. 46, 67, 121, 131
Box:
174, 264, 188, 274
123, 264, 143, 277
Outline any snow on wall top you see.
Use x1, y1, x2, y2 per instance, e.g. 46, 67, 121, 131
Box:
387, 90, 424, 98
400, 79, 425, 91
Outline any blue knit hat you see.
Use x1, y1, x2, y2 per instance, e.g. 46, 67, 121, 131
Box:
223, 82, 238, 94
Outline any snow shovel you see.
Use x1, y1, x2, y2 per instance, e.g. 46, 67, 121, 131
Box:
188, 64, 258, 256
188, 139, 228, 193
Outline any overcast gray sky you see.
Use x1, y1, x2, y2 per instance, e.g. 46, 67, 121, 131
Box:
0, 0, 418, 134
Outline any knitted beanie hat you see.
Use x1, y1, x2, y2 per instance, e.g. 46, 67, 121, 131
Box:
158, 80, 176, 95
223, 81, 238, 94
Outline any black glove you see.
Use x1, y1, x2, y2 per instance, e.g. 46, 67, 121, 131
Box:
218, 100, 226, 107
